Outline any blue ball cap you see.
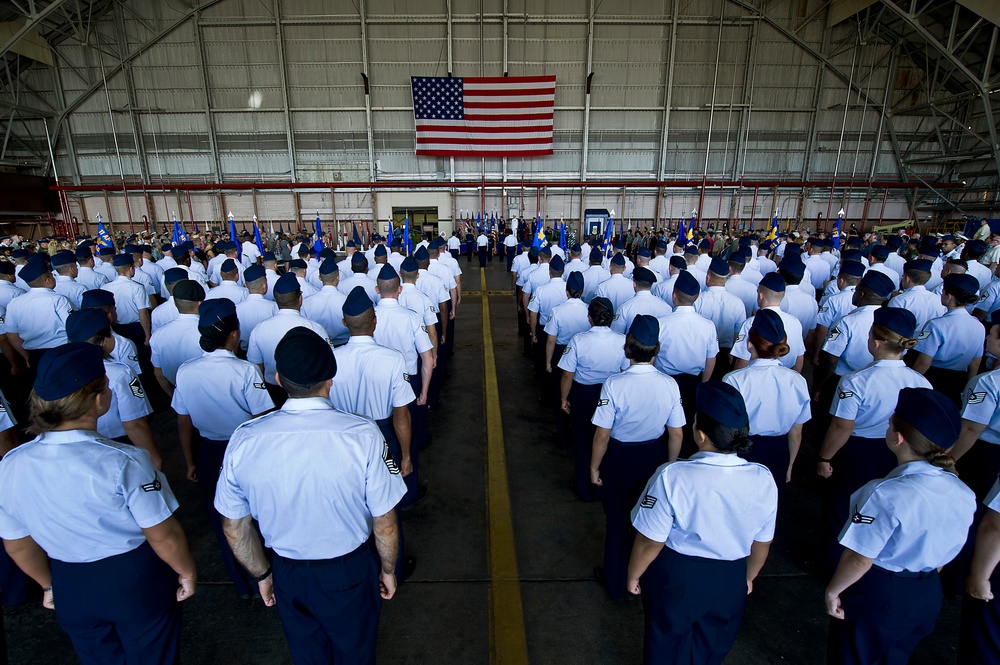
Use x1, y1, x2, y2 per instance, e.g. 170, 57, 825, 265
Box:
759, 272, 786, 292
220, 258, 238, 273
374, 244, 388, 257
319, 258, 339, 275
628, 314, 659, 346
839, 260, 865, 278
944, 272, 979, 298
674, 270, 700, 296
262, 251, 276, 262
400, 256, 419, 272
566, 271, 584, 292
549, 255, 565, 272
709, 256, 729, 276
632, 266, 656, 285
273, 272, 301, 295
164, 267, 187, 284
19, 257, 50, 284
903, 259, 932, 273
66, 308, 111, 343
778, 256, 805, 277
895, 387, 961, 448
33, 343, 106, 401
112, 253, 133, 267
414, 246, 430, 261
750, 308, 785, 344
637, 247, 651, 258
244, 264, 266, 282
591, 296, 614, 318
275, 327, 336, 385
873, 306, 916, 338
669, 255, 687, 271
871, 245, 890, 261
610, 253, 626, 267
343, 285, 374, 316
51, 250, 76, 267
860, 270, 894, 298
199, 298, 236, 328
696, 380, 749, 429
377, 263, 399, 281
81, 289, 115, 308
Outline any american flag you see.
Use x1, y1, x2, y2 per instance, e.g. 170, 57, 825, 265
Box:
411, 75, 555, 157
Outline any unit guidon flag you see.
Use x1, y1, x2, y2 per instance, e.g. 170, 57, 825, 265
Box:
410, 75, 555, 157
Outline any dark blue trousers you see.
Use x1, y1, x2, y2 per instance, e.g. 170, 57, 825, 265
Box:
375, 418, 408, 579
478, 249, 487, 268
0, 541, 31, 607
741, 433, 789, 487
670, 372, 700, 459
570, 381, 603, 501
198, 436, 253, 596
827, 566, 941, 665
49, 542, 181, 665
924, 366, 968, 408
641, 546, 748, 665
273, 543, 380, 665
959, 560, 1000, 664
601, 438, 667, 600
403, 372, 427, 507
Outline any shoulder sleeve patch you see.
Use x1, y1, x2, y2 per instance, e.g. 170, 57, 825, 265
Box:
597, 398, 609, 407
403, 373, 411, 382
826, 327, 841, 341
128, 377, 145, 399
851, 505, 874, 524
818, 305, 828, 313
980, 292, 989, 302
640, 495, 657, 509
967, 391, 988, 405
734, 333, 745, 343
562, 346, 571, 356
253, 382, 267, 390
838, 390, 855, 400
140, 479, 162, 493
917, 330, 931, 340
382, 441, 401, 475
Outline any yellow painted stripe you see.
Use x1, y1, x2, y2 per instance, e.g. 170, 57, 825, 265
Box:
481, 269, 530, 665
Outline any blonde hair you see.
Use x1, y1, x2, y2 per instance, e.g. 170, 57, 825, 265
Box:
891, 413, 955, 469
27, 377, 106, 434
871, 324, 918, 352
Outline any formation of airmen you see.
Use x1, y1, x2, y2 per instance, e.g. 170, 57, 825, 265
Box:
1, 219, 1000, 663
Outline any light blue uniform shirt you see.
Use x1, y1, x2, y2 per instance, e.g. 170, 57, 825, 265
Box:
75, 266, 109, 291
98, 360, 152, 440
581, 265, 611, 303
3, 287, 73, 350
610, 290, 673, 335
987, 477, 1000, 513
110, 332, 140, 376
205, 281, 249, 304
654, 307, 719, 376
399, 283, 439, 325
915, 308, 985, 371
888, 285, 946, 333
235, 294, 279, 351
780, 284, 819, 337
416, 269, 449, 306
725, 274, 758, 317
830, 359, 931, 438
544, 298, 590, 345
694, 286, 746, 349
732, 308, 805, 369
172, 349, 274, 441
150, 313, 203, 385
0, 431, 177, 563
723, 359, 811, 436
247, 309, 331, 384
594, 273, 636, 313
102, 275, 150, 325
632, 452, 778, 559
839, 461, 975, 572
523, 263, 551, 296
301, 286, 349, 346
557, 326, 628, 385
816, 286, 857, 329
823, 304, 880, 376
374, 299, 433, 375
53, 275, 87, 309
976, 279, 1000, 318
151, 297, 179, 332
591, 364, 685, 442
527, 277, 568, 327
330, 336, 415, 421
214, 398, 407, 560
805, 254, 832, 291
0, 388, 14, 433
515, 262, 539, 289
961, 368, 1000, 444
338, 272, 379, 303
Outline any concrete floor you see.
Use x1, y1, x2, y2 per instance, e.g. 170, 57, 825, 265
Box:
3, 260, 964, 664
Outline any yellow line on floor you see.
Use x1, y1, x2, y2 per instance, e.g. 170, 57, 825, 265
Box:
481, 269, 530, 665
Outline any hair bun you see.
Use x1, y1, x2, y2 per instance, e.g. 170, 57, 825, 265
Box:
734, 434, 755, 454
924, 448, 955, 469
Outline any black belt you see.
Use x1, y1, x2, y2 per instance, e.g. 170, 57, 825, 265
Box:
274, 539, 370, 566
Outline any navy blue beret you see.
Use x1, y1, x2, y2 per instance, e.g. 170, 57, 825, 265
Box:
750, 308, 785, 344
840, 261, 865, 278
873, 306, 916, 338
674, 270, 700, 296
220, 258, 238, 273
632, 267, 656, 285
275, 327, 336, 384
759, 272, 786, 292
860, 270, 894, 298
199, 298, 236, 328
273, 272, 300, 295
66, 308, 111, 343
19, 258, 50, 283
566, 271, 584, 292
319, 258, 338, 276
343, 286, 373, 316
34, 343, 106, 401
549, 255, 565, 272
943, 273, 979, 297
591, 296, 614, 318
709, 257, 729, 276
81, 289, 115, 308
400, 256, 419, 272
378, 264, 399, 281
628, 314, 659, 346
244, 264, 266, 282
696, 381, 749, 429
895, 387, 961, 448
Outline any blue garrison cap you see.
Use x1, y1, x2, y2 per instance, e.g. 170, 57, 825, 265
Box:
414, 246, 430, 261
400, 256, 419, 272
566, 271, 584, 292
628, 314, 659, 346
903, 259, 932, 273
343, 286, 374, 316
164, 267, 186, 285
111, 253, 133, 267
123, 244, 142, 255
374, 244, 387, 257
759, 272, 786, 292
589, 248, 604, 263
0, 262, 12, 276
968, 240, 989, 256
895, 387, 961, 448
778, 256, 805, 277
614, 239, 624, 250
528, 246, 540, 258
378, 264, 399, 281
51, 250, 76, 267
220, 258, 238, 273
273, 272, 300, 295
81, 289, 115, 308
34, 343, 106, 401
709, 256, 729, 276
738, 237, 752, 247
591, 296, 614, 318
549, 255, 565, 272
871, 245, 890, 261
19, 258, 50, 283
785, 243, 803, 255
173, 280, 205, 302
320, 248, 335, 259
262, 251, 276, 262
656, 240, 668, 250
873, 306, 916, 338
841, 249, 862, 262
75, 247, 92, 260
289, 259, 308, 270
698, 239, 711, 250
98, 247, 114, 257
170, 245, 188, 259
728, 252, 746, 266
632, 267, 656, 285
571, 243, 582, 253
684, 245, 698, 256
244, 264, 266, 282
610, 253, 626, 267
750, 308, 785, 344
943, 272, 979, 297
539, 245, 552, 257
674, 270, 700, 296
275, 327, 336, 384
696, 381, 749, 429
919, 245, 941, 258
66, 308, 111, 343
11, 249, 28, 259
346, 240, 356, 248
199, 298, 236, 328
885, 235, 903, 250
991, 309, 1000, 327
860, 270, 895, 298
637, 247, 651, 258
669, 256, 687, 271
319, 258, 338, 276
840, 261, 865, 278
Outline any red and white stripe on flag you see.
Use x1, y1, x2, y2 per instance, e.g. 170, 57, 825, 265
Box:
411, 75, 555, 157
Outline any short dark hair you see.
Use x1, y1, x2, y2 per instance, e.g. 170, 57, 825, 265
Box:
625, 334, 658, 363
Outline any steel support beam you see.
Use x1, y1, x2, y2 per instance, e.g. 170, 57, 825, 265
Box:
0, 0, 76, 59
273, 0, 297, 181
193, 11, 222, 182
359, 0, 375, 182
114, 2, 148, 185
